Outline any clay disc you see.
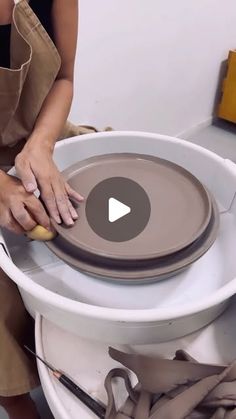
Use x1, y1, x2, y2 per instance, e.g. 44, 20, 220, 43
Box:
51, 154, 212, 261
46, 196, 219, 283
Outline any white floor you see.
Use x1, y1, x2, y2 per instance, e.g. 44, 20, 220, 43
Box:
0, 118, 235, 419
184, 119, 236, 162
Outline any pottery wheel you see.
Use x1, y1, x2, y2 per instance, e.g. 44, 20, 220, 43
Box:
50, 154, 212, 261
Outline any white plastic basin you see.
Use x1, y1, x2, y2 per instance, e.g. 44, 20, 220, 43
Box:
1, 131, 236, 344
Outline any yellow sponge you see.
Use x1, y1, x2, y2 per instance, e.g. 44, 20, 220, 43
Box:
27, 225, 57, 241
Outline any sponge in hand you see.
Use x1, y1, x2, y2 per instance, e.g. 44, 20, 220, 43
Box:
27, 225, 57, 241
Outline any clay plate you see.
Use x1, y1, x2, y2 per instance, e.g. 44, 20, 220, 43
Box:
46, 195, 219, 283
51, 154, 212, 261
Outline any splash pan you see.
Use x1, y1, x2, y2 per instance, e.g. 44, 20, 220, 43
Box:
1, 132, 236, 344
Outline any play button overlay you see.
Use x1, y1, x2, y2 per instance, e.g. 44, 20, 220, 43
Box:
86, 177, 151, 242
108, 198, 131, 223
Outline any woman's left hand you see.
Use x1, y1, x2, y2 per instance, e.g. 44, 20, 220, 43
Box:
15, 143, 84, 226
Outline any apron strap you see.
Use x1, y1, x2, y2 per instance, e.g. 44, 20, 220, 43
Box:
14, 0, 29, 4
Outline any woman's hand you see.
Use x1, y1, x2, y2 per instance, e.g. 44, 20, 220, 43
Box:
0, 171, 50, 234
15, 143, 84, 226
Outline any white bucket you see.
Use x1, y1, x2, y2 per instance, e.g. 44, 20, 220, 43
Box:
1, 131, 236, 344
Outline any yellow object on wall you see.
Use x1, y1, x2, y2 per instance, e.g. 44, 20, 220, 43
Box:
218, 50, 236, 123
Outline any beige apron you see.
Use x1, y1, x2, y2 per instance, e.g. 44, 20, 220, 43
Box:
0, 0, 59, 397
0, 0, 102, 396
0, 0, 61, 147
0, 0, 110, 170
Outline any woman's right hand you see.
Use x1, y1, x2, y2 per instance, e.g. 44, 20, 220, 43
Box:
0, 171, 50, 234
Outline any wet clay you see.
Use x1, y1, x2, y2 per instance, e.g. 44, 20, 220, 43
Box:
104, 348, 236, 419
46, 193, 219, 282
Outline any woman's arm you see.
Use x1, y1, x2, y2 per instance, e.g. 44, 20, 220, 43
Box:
15, 0, 83, 226
28, 0, 78, 149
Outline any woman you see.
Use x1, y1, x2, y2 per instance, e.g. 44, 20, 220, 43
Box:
0, 0, 88, 417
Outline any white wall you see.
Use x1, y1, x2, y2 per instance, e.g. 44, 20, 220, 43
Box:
69, 0, 236, 136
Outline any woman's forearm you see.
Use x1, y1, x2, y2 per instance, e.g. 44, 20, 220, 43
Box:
12, 0, 80, 226
27, 77, 73, 152
26, 0, 78, 153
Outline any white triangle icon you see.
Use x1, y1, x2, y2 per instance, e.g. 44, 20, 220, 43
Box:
108, 198, 131, 223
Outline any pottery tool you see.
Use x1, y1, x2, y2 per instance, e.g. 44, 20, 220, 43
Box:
24, 346, 106, 419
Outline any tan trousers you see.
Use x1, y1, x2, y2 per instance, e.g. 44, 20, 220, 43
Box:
0, 270, 39, 396
0, 144, 40, 396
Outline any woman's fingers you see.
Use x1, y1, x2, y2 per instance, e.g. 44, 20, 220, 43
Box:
15, 151, 83, 228
67, 199, 79, 220
8, 219, 24, 235
0, 212, 24, 235
0, 173, 50, 235
54, 192, 74, 226
25, 196, 51, 229
65, 183, 84, 202
7, 195, 49, 233
52, 179, 77, 226
40, 184, 61, 224
38, 175, 82, 226
10, 204, 37, 231
57, 195, 74, 226
15, 155, 38, 193
65, 183, 83, 220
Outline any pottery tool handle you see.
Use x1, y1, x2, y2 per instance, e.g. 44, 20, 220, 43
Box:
59, 374, 106, 418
